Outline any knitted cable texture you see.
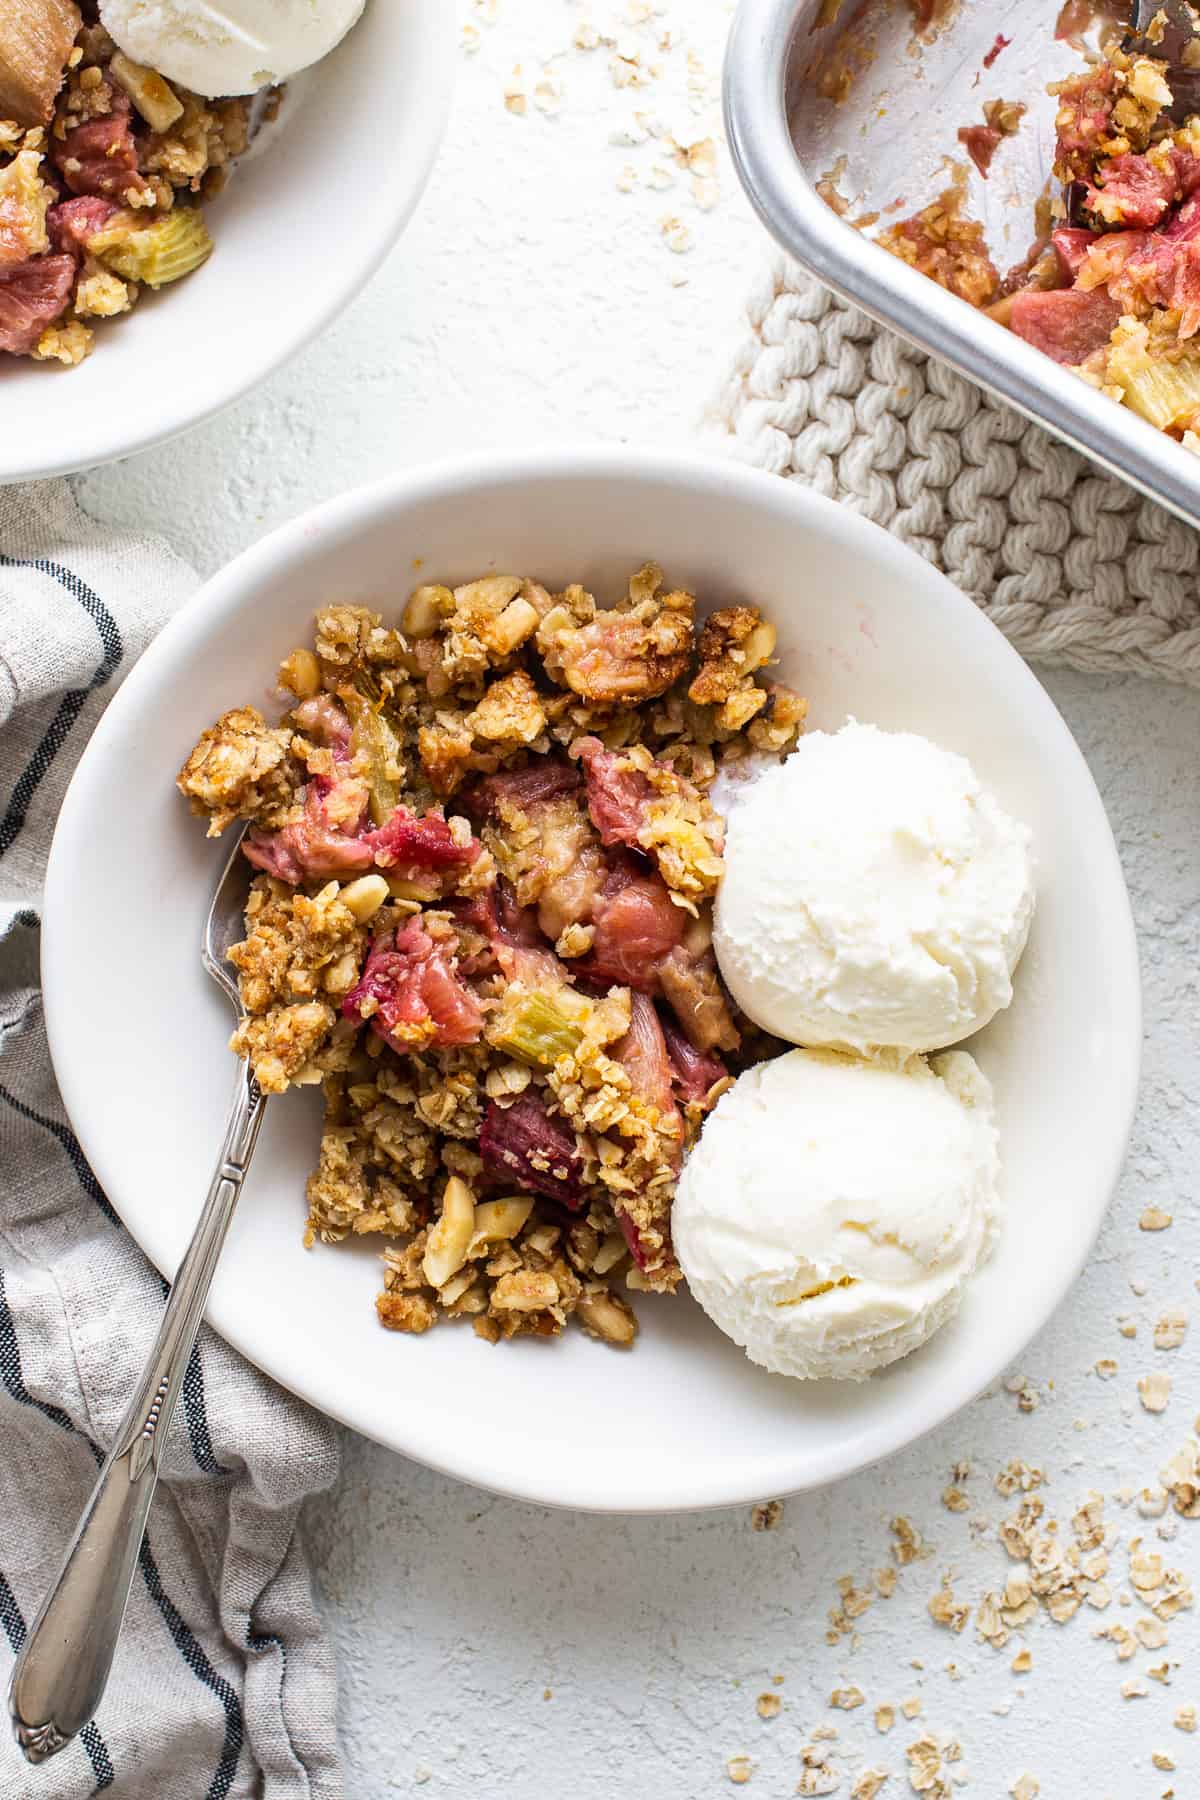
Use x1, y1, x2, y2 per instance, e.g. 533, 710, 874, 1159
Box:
712, 258, 1200, 687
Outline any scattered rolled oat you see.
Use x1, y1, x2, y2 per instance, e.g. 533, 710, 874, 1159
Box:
1122, 1678, 1149, 1698
1155, 1311, 1188, 1350
1153, 1752, 1176, 1772
876, 1567, 899, 1598
1140, 1206, 1173, 1231
1148, 1662, 1172, 1683
876, 1705, 897, 1733
660, 213, 692, 252
1174, 1704, 1196, 1731
1011, 1648, 1032, 1673
829, 1575, 876, 1641
901, 1697, 923, 1720
928, 1577, 969, 1633
1095, 1359, 1119, 1379
831, 1685, 866, 1710
503, 65, 527, 114
1150, 1565, 1192, 1620
797, 1773, 840, 1797
999, 1495, 1044, 1561
752, 1500, 783, 1532
1162, 1440, 1200, 1516
942, 1486, 970, 1513
797, 1736, 840, 1796
1073, 1492, 1106, 1549
1099, 1622, 1138, 1661
727, 1754, 754, 1785
533, 69, 564, 116
1141, 1373, 1172, 1414
757, 1693, 781, 1720
891, 1518, 926, 1565
995, 1460, 1045, 1496
1133, 1545, 1166, 1592
852, 1774, 890, 1799
905, 1733, 945, 1795
1009, 1778, 1039, 1800
1118, 1316, 1138, 1338
610, 47, 643, 89
977, 1591, 1008, 1648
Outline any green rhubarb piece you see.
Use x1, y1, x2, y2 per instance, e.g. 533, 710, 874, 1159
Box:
93, 208, 213, 289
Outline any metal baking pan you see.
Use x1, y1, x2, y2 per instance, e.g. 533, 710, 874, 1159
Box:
724, 0, 1200, 530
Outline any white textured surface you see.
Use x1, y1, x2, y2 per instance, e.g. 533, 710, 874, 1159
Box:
73, 5, 1200, 1794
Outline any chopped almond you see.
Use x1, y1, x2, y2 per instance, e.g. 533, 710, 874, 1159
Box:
0, 0, 81, 128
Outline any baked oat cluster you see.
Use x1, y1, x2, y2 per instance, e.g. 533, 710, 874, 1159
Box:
878, 35, 1200, 442
178, 565, 807, 1349
0, 3, 264, 366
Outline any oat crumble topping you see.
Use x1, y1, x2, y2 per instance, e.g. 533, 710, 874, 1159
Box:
0, 12, 267, 366
179, 564, 806, 1348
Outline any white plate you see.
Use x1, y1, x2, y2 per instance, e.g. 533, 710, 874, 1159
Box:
1, 0, 454, 483
43, 449, 1141, 1512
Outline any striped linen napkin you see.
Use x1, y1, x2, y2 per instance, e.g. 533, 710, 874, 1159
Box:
0, 481, 343, 1800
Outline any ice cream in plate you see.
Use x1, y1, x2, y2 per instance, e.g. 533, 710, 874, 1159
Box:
675, 718, 1035, 1382
714, 721, 1034, 1055
99, 0, 366, 97
674, 1047, 1001, 1381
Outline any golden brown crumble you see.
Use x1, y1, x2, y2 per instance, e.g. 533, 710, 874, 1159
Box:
179, 566, 807, 1347
30, 315, 92, 363
538, 562, 695, 702
877, 179, 999, 309
1, 19, 261, 367
177, 706, 298, 836
689, 605, 778, 732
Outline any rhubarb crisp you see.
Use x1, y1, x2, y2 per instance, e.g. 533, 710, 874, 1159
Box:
0, 3, 265, 366
178, 567, 807, 1350
877, 34, 1200, 441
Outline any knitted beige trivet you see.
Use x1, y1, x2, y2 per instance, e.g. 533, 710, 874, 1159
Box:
712, 258, 1200, 687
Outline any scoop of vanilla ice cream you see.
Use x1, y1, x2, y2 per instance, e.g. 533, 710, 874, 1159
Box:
713, 722, 1034, 1053
674, 1046, 1000, 1381
100, 0, 365, 97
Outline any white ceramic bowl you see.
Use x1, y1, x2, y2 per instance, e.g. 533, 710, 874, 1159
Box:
43, 448, 1141, 1512
1, 0, 453, 483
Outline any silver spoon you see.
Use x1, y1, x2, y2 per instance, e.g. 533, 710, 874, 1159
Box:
9, 833, 264, 1764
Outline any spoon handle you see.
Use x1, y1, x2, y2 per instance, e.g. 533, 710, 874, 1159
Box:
9, 1059, 266, 1763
